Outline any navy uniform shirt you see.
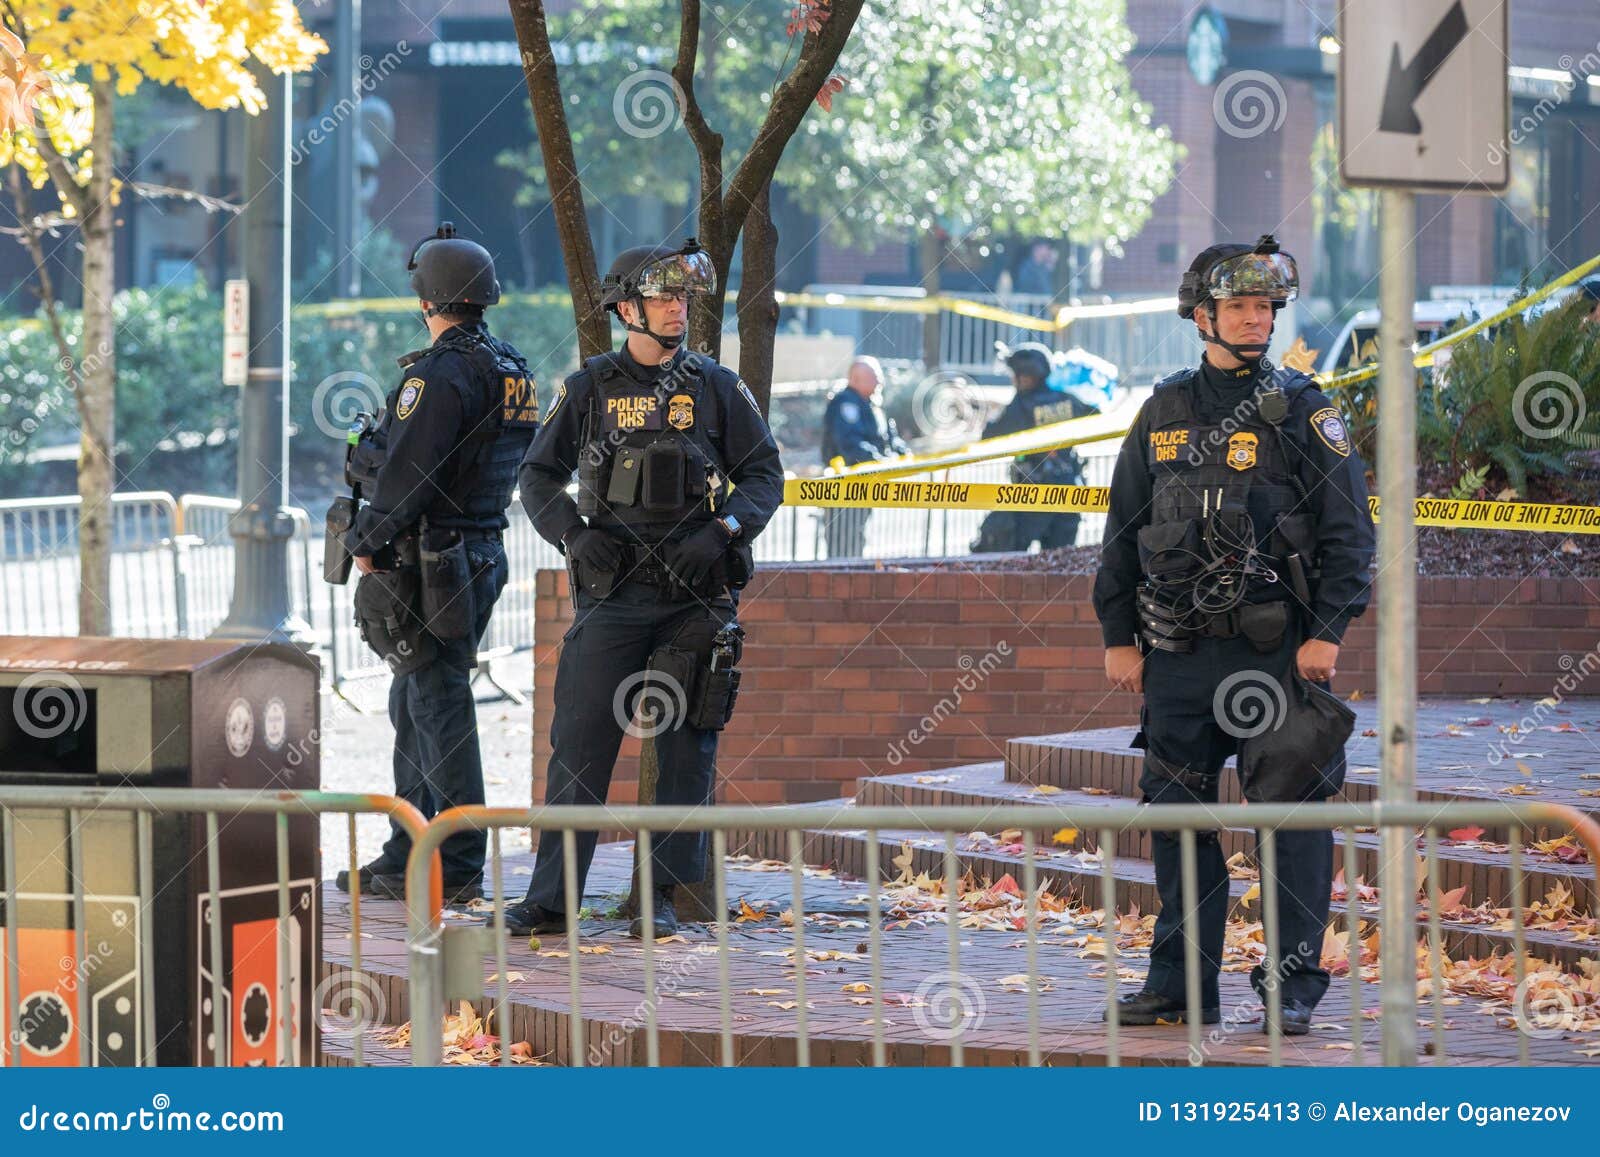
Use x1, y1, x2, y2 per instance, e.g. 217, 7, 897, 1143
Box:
347, 320, 523, 555
820, 386, 907, 467
1092, 361, 1374, 648
518, 344, 784, 548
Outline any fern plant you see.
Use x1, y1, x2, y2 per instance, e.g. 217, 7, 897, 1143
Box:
1425, 298, 1600, 496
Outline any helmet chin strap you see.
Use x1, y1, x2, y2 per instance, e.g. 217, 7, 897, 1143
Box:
1201, 306, 1274, 367
623, 298, 686, 350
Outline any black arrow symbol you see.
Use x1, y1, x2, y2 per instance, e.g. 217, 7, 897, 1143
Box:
1379, 1, 1471, 134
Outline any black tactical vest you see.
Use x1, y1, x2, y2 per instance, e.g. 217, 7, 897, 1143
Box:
1138, 365, 1315, 601
576, 351, 728, 539
404, 327, 540, 533
1012, 385, 1090, 485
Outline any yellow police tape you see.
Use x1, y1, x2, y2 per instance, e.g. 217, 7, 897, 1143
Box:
827, 249, 1600, 483
783, 477, 1600, 535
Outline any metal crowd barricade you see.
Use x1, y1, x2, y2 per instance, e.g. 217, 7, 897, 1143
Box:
405, 800, 1600, 1068
174, 495, 316, 639
0, 786, 435, 1068
0, 492, 181, 637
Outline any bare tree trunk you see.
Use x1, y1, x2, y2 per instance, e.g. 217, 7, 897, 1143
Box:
920, 228, 943, 373
734, 180, 780, 413
76, 81, 116, 637
508, 0, 610, 359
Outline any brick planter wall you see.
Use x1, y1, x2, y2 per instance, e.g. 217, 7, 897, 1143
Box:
530, 566, 1597, 806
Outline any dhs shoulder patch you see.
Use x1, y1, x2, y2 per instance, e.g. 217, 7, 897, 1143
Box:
1309, 406, 1351, 457
736, 378, 762, 414
837, 399, 860, 424
395, 378, 426, 421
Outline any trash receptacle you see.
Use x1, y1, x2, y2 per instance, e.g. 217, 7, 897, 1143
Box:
0, 636, 319, 1066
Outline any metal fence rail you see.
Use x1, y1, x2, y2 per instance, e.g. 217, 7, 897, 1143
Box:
407, 800, 1600, 1069
0, 786, 432, 1068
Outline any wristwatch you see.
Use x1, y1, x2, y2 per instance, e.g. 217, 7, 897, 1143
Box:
717, 515, 742, 540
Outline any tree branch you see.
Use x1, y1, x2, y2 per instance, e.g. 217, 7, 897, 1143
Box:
507, 0, 611, 359
6, 162, 79, 397
721, 0, 863, 250
28, 116, 91, 220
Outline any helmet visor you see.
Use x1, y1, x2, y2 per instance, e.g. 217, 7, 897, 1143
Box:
1206, 251, 1298, 304
635, 249, 717, 298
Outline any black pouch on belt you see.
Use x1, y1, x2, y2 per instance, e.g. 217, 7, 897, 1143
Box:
1238, 600, 1289, 654
642, 644, 698, 732
353, 568, 437, 674
419, 529, 475, 640
688, 623, 744, 731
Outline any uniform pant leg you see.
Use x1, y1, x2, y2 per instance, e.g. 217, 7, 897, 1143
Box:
400, 652, 487, 881
647, 599, 739, 886
1251, 828, 1333, 1007
380, 669, 432, 872
522, 593, 654, 912
1139, 643, 1235, 1009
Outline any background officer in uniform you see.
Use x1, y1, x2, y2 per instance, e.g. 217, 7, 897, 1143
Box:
1092, 235, 1374, 1035
820, 356, 906, 557
500, 238, 784, 939
335, 224, 540, 905
971, 342, 1100, 553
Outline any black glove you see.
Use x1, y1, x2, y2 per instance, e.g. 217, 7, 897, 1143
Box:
661, 523, 729, 589
563, 527, 624, 573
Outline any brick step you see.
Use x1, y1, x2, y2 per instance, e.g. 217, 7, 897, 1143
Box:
730, 822, 1596, 972
1003, 731, 1600, 846
856, 763, 1594, 921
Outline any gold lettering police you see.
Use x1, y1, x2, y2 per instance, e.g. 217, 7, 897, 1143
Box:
606, 395, 659, 430
1149, 428, 1190, 463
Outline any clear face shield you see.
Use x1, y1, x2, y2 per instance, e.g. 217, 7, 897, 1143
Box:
1205, 251, 1299, 306
635, 249, 718, 299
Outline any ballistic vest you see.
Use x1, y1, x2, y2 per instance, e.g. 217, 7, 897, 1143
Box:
576, 351, 729, 540
399, 326, 540, 532
1140, 365, 1315, 604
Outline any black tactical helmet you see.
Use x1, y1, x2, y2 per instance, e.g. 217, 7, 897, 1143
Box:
600, 237, 717, 313
1177, 234, 1298, 319
1005, 342, 1054, 384
407, 222, 500, 313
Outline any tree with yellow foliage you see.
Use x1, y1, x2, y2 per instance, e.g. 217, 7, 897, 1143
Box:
0, 2, 322, 635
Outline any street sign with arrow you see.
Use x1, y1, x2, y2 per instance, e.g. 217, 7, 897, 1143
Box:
1339, 0, 1508, 191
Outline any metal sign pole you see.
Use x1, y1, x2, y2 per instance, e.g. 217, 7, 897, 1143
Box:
1376, 187, 1418, 1065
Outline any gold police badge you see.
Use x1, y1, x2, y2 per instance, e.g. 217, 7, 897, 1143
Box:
1226, 431, 1258, 471
667, 393, 695, 430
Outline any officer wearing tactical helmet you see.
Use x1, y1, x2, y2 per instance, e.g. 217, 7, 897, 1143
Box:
971, 342, 1100, 553
334, 223, 540, 907
497, 238, 783, 939
1092, 235, 1374, 1035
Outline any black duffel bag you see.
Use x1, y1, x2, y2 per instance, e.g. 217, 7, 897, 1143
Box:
1238, 671, 1356, 803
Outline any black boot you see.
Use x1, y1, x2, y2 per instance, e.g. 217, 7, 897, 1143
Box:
1105, 990, 1220, 1025
493, 901, 569, 937
335, 859, 401, 896
1262, 998, 1314, 1036
629, 884, 678, 940
370, 873, 482, 907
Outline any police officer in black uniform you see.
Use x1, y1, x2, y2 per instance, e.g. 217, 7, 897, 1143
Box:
498, 238, 784, 939
1092, 236, 1374, 1035
820, 356, 907, 557
334, 224, 540, 905
971, 342, 1100, 553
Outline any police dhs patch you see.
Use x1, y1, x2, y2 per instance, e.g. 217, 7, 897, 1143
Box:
1227, 431, 1258, 471
668, 393, 695, 430
1310, 407, 1351, 457
396, 377, 426, 420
